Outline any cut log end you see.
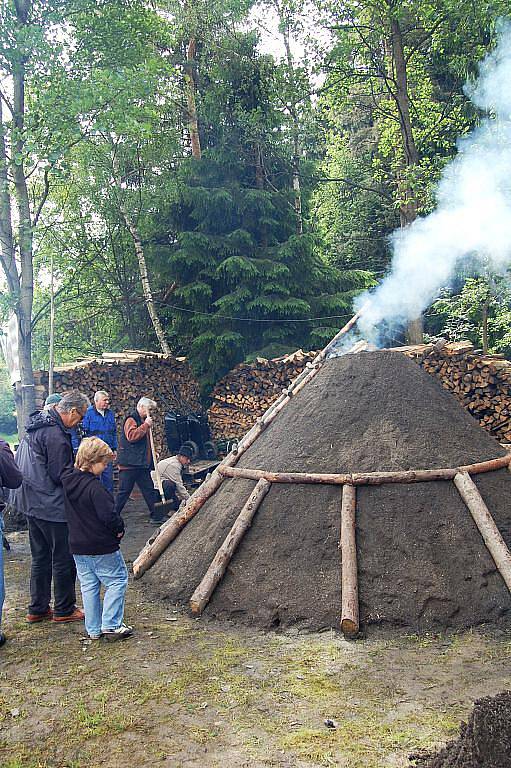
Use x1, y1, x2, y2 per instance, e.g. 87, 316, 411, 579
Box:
340, 617, 359, 637
189, 599, 201, 615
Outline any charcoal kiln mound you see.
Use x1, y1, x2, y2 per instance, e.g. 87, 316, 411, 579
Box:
142, 351, 511, 633
410, 691, 511, 768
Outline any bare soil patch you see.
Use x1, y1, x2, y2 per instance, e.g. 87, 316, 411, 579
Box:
2, 499, 511, 768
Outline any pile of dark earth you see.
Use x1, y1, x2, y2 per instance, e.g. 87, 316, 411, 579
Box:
142, 350, 511, 634
410, 691, 511, 768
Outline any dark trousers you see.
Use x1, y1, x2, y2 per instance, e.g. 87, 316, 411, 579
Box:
161, 480, 179, 510
115, 468, 155, 517
27, 517, 77, 617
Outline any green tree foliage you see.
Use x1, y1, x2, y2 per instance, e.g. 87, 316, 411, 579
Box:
313, 1, 509, 272
428, 275, 511, 357
155, 33, 373, 388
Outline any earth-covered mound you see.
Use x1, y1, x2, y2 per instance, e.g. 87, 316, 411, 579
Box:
142, 351, 511, 633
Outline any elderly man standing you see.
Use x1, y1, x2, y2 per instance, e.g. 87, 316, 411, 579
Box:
115, 397, 162, 525
14, 391, 89, 623
82, 391, 117, 492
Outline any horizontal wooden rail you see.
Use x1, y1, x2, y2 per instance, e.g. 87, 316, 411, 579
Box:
218, 455, 511, 487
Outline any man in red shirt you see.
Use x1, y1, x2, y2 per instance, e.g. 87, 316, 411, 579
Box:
114, 397, 162, 524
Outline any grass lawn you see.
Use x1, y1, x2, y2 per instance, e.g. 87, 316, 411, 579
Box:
0, 431, 18, 448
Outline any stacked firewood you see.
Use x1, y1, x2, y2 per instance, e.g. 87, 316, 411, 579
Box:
400, 341, 511, 443
208, 350, 316, 440
209, 341, 511, 444
34, 351, 201, 456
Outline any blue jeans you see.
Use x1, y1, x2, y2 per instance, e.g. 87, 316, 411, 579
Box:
73, 551, 128, 637
0, 516, 4, 629
100, 462, 114, 493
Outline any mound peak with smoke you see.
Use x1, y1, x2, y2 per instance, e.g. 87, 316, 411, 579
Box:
352, 19, 511, 348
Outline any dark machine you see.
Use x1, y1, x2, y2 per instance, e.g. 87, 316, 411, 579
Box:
160, 390, 217, 460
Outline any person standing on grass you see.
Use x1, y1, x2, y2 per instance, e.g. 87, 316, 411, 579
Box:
0, 440, 22, 648
115, 397, 163, 525
13, 391, 89, 624
81, 391, 118, 492
62, 437, 132, 641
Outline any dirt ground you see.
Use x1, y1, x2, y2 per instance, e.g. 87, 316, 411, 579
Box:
2, 499, 511, 768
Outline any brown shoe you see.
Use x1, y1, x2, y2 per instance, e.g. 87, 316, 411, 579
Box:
27, 608, 53, 624
52, 608, 85, 623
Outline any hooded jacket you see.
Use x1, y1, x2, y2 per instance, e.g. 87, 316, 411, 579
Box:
12, 409, 74, 523
62, 468, 124, 555
0, 439, 22, 515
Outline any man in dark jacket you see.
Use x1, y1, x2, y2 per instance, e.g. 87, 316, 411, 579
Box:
115, 396, 160, 524
13, 391, 89, 623
0, 440, 22, 647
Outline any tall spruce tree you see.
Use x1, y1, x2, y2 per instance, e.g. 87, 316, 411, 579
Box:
155, 33, 372, 389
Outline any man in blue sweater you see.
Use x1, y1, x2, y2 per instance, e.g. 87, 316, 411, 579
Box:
81, 391, 117, 493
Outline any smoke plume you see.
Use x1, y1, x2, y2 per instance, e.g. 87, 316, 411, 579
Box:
352, 19, 511, 348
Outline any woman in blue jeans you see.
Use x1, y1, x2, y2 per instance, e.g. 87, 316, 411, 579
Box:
62, 437, 132, 641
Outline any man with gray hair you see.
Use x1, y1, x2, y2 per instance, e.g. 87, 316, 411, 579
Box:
115, 397, 162, 524
13, 391, 89, 623
81, 391, 117, 492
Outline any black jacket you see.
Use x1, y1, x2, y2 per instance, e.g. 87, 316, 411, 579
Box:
0, 439, 22, 514
12, 409, 74, 523
117, 410, 152, 469
62, 468, 125, 555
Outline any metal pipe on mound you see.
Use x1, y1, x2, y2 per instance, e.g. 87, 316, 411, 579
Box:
132, 305, 369, 579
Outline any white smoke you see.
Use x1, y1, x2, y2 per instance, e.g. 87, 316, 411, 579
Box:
353, 18, 511, 347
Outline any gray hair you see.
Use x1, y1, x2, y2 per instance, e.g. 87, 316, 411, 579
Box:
137, 396, 157, 410
94, 390, 109, 403
56, 391, 90, 414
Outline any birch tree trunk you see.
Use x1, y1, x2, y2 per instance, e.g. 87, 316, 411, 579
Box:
0, 2, 36, 435
12, 55, 37, 428
120, 207, 172, 356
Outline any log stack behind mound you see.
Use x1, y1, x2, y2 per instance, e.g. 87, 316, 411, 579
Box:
402, 342, 511, 443
208, 349, 316, 440
208, 342, 511, 444
33, 351, 201, 457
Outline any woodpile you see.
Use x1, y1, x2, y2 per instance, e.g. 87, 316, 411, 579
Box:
33, 350, 201, 457
208, 341, 511, 444
400, 341, 511, 443
208, 349, 316, 440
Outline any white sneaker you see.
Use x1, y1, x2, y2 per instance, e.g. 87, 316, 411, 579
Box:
102, 623, 133, 642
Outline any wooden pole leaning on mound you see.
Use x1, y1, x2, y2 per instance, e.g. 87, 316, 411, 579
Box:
453, 471, 511, 594
132, 305, 368, 579
190, 478, 271, 615
340, 484, 359, 637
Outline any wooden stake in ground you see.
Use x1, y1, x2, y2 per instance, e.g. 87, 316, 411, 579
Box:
453, 471, 511, 593
189, 478, 271, 615
340, 484, 359, 637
